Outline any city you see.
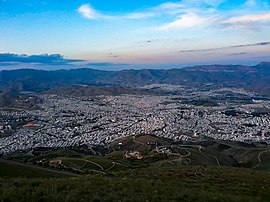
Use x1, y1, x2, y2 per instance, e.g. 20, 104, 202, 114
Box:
1, 85, 269, 154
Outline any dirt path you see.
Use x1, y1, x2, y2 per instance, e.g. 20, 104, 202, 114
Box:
208, 154, 221, 166
81, 159, 104, 170
105, 162, 116, 171
197, 146, 220, 166
253, 149, 270, 168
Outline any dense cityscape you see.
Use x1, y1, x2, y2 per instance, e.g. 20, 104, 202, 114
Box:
1, 85, 270, 154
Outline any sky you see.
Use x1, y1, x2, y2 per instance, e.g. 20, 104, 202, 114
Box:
0, 0, 270, 70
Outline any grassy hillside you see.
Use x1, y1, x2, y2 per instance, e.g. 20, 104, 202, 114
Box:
0, 160, 79, 178
1, 135, 270, 201
1, 166, 270, 202
4, 135, 270, 174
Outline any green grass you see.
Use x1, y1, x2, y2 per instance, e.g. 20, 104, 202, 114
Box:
0, 161, 73, 178
61, 159, 86, 169
257, 160, 270, 170
83, 156, 114, 170
1, 166, 270, 202
82, 162, 102, 171
256, 152, 270, 170
2, 136, 270, 201
106, 151, 125, 160
60, 157, 115, 171
49, 149, 82, 157
187, 148, 217, 166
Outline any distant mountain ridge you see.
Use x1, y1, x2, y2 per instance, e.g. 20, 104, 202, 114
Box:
0, 62, 269, 95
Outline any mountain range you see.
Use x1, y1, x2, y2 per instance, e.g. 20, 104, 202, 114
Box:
0, 62, 269, 95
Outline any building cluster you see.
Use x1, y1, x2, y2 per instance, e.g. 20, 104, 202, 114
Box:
0, 86, 270, 154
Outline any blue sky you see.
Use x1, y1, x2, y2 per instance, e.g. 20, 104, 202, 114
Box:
0, 0, 270, 69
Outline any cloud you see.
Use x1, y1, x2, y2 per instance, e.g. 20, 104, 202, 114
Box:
122, 1, 222, 20
75, 1, 270, 34
222, 13, 270, 24
124, 12, 156, 19
77, 4, 96, 19
124, 1, 192, 19
221, 13, 270, 30
159, 13, 213, 30
153, 1, 270, 31
153, 2, 184, 14
121, 3, 182, 20
77, 2, 185, 20
0, 53, 82, 65
76, 1, 210, 21
155, 2, 184, 10
179, 41, 270, 53
231, 42, 270, 48
243, 0, 270, 8
228, 52, 248, 56
77, 4, 101, 19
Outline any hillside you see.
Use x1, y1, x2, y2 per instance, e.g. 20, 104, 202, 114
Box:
1, 165, 270, 202
0, 159, 78, 178
4, 135, 270, 172
2, 135, 270, 201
